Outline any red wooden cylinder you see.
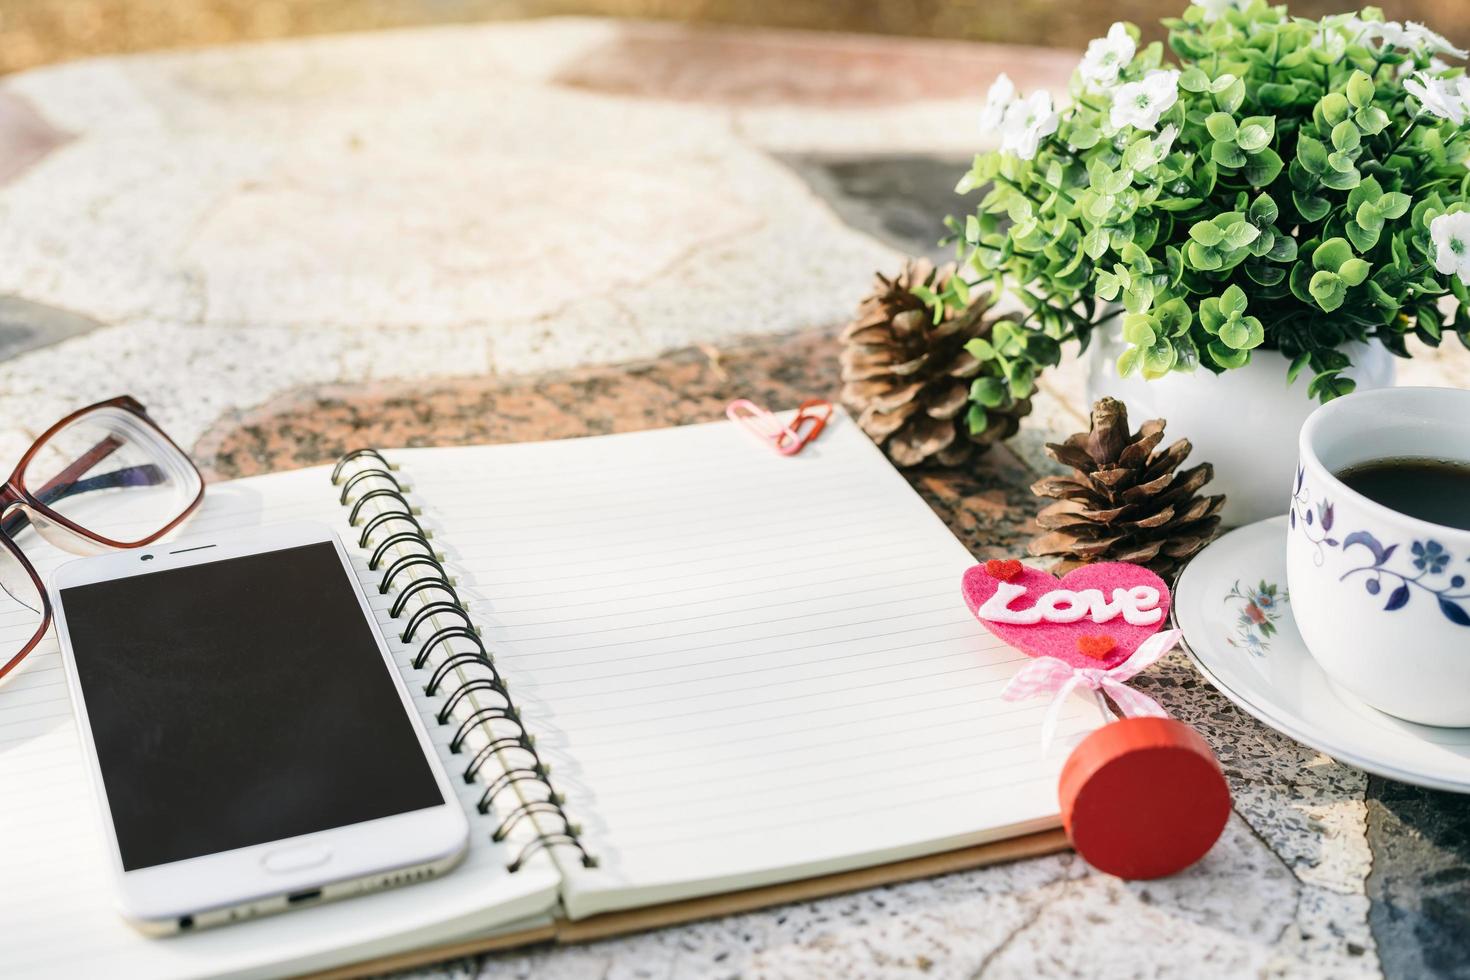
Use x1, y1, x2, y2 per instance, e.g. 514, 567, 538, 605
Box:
1059, 716, 1231, 880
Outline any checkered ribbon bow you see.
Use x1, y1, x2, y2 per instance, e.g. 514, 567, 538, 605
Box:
1001, 629, 1182, 754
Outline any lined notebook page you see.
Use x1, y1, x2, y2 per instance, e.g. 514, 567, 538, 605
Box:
394, 413, 1102, 918
0, 466, 559, 980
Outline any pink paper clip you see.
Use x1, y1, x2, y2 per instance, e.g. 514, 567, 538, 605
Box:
726, 398, 833, 456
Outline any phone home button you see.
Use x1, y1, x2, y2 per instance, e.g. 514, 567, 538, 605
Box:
262, 845, 331, 874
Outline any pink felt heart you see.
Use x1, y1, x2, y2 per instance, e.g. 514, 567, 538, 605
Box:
962, 561, 1171, 670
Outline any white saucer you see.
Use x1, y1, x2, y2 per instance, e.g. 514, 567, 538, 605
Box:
1174, 515, 1470, 793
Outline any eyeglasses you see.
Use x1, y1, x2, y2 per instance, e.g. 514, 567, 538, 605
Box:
0, 396, 203, 683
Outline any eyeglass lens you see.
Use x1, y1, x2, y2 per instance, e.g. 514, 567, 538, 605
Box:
12, 405, 202, 553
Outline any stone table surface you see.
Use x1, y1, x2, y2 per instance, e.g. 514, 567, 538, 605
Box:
2, 17, 1469, 980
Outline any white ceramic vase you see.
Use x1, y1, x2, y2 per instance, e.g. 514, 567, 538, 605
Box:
1086, 327, 1396, 528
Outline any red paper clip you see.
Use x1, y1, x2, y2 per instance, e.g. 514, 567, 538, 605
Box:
727, 398, 833, 456
784, 398, 833, 454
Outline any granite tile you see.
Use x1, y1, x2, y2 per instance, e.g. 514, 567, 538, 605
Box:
1365, 779, 1470, 980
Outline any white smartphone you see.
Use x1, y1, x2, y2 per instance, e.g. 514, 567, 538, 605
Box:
49, 520, 469, 935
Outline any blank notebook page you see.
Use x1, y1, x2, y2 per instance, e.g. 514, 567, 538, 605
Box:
396, 413, 1103, 918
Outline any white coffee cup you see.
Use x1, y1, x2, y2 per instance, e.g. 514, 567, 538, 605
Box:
1286, 387, 1470, 727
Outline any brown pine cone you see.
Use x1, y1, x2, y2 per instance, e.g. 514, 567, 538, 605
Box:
840, 260, 1031, 467
1027, 397, 1225, 577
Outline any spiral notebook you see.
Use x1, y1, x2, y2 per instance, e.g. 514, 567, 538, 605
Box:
0, 412, 1101, 980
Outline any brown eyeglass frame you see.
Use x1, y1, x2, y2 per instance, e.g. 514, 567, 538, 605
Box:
0, 395, 204, 682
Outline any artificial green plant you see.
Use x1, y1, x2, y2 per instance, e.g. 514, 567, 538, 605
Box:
939, 0, 1470, 439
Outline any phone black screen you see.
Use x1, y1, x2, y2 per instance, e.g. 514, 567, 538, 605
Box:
61, 540, 445, 871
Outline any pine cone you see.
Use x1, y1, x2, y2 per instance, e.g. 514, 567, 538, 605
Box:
840, 260, 1031, 467
1027, 397, 1225, 577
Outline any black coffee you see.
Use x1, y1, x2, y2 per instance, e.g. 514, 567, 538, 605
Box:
1336, 457, 1470, 531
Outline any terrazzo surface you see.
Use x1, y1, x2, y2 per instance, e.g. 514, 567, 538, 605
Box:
2, 17, 1469, 980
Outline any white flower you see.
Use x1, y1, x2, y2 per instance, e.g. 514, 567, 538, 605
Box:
1430, 212, 1470, 284
1405, 22, 1468, 59
1361, 20, 1413, 49
1110, 69, 1180, 132
1398, 56, 1450, 78
1079, 23, 1136, 90
1192, 0, 1248, 24
1404, 71, 1468, 125
1363, 19, 1468, 58
979, 73, 1016, 133
1000, 90, 1059, 160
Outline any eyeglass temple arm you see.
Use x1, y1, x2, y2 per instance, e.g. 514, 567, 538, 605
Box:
1, 436, 165, 539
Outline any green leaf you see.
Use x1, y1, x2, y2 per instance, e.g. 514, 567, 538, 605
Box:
1367, 280, 1400, 310
1189, 220, 1224, 246
1220, 284, 1248, 316
1206, 112, 1238, 142
1338, 258, 1371, 287
1212, 142, 1248, 168
1121, 313, 1157, 347
1330, 119, 1361, 151
1222, 220, 1261, 250
1296, 135, 1329, 175
1209, 73, 1239, 95
1267, 234, 1298, 262
951, 276, 971, 306
1248, 193, 1279, 226
1345, 70, 1375, 109
1219, 318, 1252, 349
1240, 315, 1265, 348
1198, 297, 1224, 334
1318, 92, 1351, 127
1347, 176, 1382, 214
1243, 147, 1284, 187
1155, 298, 1193, 336
1236, 124, 1269, 152
1258, 82, 1299, 108
1122, 278, 1156, 315
1006, 360, 1035, 399
1287, 352, 1311, 385
1207, 340, 1250, 369
1186, 241, 1222, 271
1293, 191, 1332, 222
1346, 220, 1380, 253
1309, 270, 1347, 312
1069, 123, 1102, 150
964, 337, 995, 360
1379, 192, 1411, 221
1308, 371, 1356, 402
1116, 346, 1143, 378
1289, 261, 1315, 304
1246, 260, 1287, 286
1355, 105, 1391, 135
1320, 166, 1361, 191
1237, 115, 1275, 150
969, 376, 1008, 408
966, 404, 989, 436
1313, 237, 1355, 273
1141, 338, 1177, 379
1216, 77, 1246, 114
1179, 66, 1211, 92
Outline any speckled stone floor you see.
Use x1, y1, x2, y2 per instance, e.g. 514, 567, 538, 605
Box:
2, 18, 1469, 980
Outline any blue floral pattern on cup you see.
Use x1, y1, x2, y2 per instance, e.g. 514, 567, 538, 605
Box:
1291, 466, 1470, 628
